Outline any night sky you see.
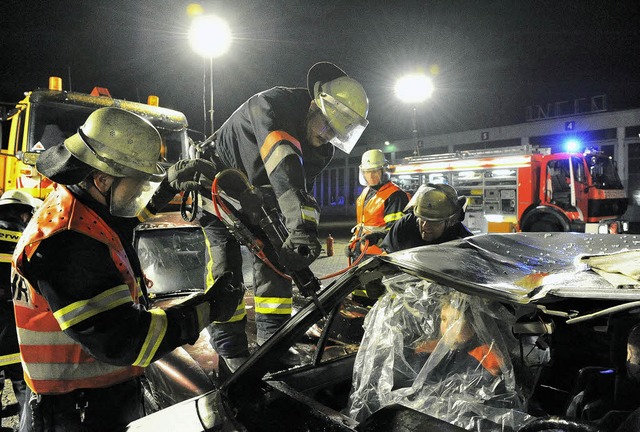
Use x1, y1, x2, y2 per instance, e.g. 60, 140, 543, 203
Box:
2, 0, 640, 150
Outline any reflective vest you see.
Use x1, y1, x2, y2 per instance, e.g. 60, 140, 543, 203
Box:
354, 182, 404, 255
12, 186, 143, 395
0, 225, 21, 367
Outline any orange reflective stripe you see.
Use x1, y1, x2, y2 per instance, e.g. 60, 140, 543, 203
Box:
468, 345, 503, 376
259, 130, 302, 161
20, 343, 94, 364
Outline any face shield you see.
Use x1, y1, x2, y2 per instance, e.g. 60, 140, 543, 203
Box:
316, 91, 368, 154
109, 176, 162, 217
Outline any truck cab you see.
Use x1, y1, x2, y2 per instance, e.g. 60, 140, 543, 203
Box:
0, 78, 190, 200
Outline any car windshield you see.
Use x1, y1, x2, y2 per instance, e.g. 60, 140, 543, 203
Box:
136, 227, 206, 295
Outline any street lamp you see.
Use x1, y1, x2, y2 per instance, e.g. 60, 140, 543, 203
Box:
394, 73, 434, 156
188, 14, 231, 137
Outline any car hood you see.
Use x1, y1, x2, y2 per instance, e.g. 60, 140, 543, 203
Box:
380, 232, 640, 305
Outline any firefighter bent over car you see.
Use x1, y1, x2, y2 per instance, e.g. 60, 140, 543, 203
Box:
168, 62, 369, 372
11, 107, 239, 432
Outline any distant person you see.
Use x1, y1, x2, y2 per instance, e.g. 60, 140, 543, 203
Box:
0, 190, 42, 425
381, 183, 472, 253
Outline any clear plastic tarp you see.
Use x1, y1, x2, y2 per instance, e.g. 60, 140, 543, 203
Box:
348, 273, 532, 431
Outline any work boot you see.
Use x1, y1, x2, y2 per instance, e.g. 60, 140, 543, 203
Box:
278, 347, 302, 368
221, 355, 249, 373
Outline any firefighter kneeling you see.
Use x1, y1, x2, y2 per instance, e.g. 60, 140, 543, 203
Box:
12, 107, 241, 432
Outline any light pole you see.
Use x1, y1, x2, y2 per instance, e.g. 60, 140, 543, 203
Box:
188, 13, 231, 137
394, 73, 434, 156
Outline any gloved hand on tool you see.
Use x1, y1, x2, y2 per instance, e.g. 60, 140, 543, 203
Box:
167, 158, 217, 194
280, 230, 322, 271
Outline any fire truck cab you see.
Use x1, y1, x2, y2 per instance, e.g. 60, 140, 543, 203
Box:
0, 77, 190, 200
391, 145, 629, 234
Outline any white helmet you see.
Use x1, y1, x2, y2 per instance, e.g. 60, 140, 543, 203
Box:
307, 62, 369, 154
0, 190, 43, 210
359, 149, 389, 186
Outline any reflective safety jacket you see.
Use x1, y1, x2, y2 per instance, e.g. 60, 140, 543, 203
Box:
353, 182, 409, 255
0, 221, 22, 367
12, 186, 167, 395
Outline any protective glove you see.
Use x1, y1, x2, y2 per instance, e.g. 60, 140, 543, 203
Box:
167, 272, 244, 345
361, 231, 386, 248
280, 230, 322, 271
167, 158, 217, 194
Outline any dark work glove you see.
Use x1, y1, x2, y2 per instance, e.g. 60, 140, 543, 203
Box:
280, 231, 322, 271
204, 272, 245, 322
361, 231, 386, 247
167, 159, 217, 194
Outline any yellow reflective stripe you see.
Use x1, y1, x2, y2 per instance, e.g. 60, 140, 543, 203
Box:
352, 289, 368, 297
137, 206, 155, 222
264, 145, 301, 175
53, 285, 132, 330
384, 211, 404, 223
0, 352, 21, 366
215, 298, 246, 323
301, 205, 319, 225
133, 308, 168, 367
0, 253, 12, 263
0, 228, 21, 243
23, 361, 130, 381
203, 228, 215, 288
254, 296, 292, 315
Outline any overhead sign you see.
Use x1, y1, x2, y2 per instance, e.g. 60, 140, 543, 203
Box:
565, 121, 576, 131
481, 131, 489, 141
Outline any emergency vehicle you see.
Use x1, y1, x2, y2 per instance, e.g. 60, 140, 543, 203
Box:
0, 77, 190, 199
391, 145, 629, 234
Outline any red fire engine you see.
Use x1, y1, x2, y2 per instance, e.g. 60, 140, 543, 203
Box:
391, 145, 629, 234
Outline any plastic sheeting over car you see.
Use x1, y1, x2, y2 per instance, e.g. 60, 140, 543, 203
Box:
348, 274, 532, 430
382, 233, 640, 304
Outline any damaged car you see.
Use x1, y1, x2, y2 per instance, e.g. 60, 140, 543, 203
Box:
127, 232, 640, 432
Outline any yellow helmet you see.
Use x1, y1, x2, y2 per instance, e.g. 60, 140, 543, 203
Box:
307, 62, 369, 154
408, 183, 466, 222
64, 107, 165, 181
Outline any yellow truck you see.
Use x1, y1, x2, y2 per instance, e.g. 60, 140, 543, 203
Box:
0, 77, 189, 199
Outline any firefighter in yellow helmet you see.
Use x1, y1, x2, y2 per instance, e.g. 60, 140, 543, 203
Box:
347, 149, 410, 259
0, 190, 42, 421
12, 107, 239, 431
381, 183, 473, 253
167, 62, 369, 372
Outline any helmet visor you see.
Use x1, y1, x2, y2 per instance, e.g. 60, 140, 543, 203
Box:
110, 176, 162, 217
317, 92, 368, 154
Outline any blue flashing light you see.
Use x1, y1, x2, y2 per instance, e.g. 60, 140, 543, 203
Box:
564, 139, 582, 153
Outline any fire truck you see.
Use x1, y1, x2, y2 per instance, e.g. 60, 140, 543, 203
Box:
0, 76, 190, 200
391, 145, 629, 234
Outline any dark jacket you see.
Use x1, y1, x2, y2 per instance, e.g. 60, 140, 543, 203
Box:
381, 212, 473, 253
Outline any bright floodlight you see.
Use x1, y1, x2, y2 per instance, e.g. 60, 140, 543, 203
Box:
189, 15, 231, 58
394, 73, 434, 104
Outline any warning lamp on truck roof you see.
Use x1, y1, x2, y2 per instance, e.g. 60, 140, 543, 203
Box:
147, 95, 160, 107
49, 76, 62, 91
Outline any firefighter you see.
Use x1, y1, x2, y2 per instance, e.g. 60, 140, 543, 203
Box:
168, 61, 369, 371
348, 149, 410, 256
346, 149, 409, 303
0, 191, 41, 423
381, 183, 473, 253
12, 107, 240, 431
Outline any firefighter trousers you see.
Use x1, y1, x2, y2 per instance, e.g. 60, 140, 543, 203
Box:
202, 216, 292, 359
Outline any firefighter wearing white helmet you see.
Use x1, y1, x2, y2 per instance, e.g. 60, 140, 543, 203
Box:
12, 107, 238, 431
348, 149, 409, 257
0, 190, 42, 419
164, 61, 369, 372
381, 183, 473, 253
